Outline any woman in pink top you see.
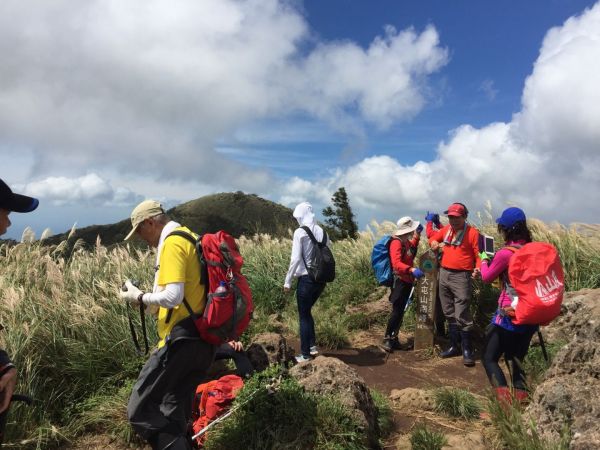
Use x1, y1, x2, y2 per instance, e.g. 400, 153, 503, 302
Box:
479, 207, 538, 404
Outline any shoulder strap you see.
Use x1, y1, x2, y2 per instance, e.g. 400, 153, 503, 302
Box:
301, 226, 326, 246
165, 230, 208, 321
502, 245, 522, 253
501, 245, 523, 297
167, 230, 208, 286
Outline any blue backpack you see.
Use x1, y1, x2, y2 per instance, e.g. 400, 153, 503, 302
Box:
371, 235, 394, 287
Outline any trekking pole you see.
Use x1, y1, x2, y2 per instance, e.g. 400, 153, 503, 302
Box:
122, 281, 149, 355
0, 394, 33, 448
191, 379, 275, 441
538, 330, 549, 363
404, 284, 416, 312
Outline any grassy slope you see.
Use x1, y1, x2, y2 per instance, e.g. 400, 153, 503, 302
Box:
0, 216, 598, 448
38, 192, 296, 248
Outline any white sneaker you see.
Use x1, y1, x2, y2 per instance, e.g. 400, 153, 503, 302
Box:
309, 346, 319, 356
295, 355, 312, 363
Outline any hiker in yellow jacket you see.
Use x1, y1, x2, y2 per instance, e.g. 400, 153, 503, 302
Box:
120, 200, 215, 450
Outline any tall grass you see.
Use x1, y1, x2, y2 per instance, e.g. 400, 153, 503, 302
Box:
433, 387, 481, 420
0, 215, 597, 446
487, 396, 570, 450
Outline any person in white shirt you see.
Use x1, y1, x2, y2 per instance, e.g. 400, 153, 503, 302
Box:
284, 202, 328, 363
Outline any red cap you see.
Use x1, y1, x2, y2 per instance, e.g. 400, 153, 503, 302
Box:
444, 203, 466, 217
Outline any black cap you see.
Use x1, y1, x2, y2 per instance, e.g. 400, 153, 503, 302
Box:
0, 178, 39, 213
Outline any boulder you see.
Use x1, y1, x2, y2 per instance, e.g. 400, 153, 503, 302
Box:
390, 387, 435, 412
289, 355, 379, 447
246, 332, 294, 372
526, 288, 600, 449
541, 288, 600, 344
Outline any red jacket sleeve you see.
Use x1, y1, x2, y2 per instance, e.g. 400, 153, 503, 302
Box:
426, 221, 441, 239
408, 233, 420, 248
469, 227, 482, 269
428, 224, 448, 245
389, 238, 412, 276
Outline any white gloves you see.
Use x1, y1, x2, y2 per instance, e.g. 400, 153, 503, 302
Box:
120, 279, 144, 305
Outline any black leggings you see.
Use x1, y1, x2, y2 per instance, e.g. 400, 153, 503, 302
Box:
214, 344, 254, 378
481, 325, 536, 390
385, 280, 413, 336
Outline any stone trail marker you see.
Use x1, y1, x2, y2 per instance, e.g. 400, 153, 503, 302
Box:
415, 250, 440, 350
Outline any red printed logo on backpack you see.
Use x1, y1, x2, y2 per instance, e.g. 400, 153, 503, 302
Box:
167, 230, 254, 345
505, 242, 565, 325
192, 374, 244, 446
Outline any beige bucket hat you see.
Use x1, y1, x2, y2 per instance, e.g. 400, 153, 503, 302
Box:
393, 216, 420, 236
124, 200, 165, 240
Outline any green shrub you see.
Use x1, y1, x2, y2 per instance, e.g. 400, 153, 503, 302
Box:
487, 395, 570, 450
204, 366, 366, 450
433, 387, 481, 420
409, 423, 447, 450
64, 381, 141, 444
522, 339, 565, 388
370, 388, 394, 440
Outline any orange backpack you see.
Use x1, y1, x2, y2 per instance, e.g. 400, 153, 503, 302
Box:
191, 374, 244, 446
504, 242, 565, 325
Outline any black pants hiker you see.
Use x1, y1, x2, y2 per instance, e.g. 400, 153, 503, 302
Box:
128, 336, 215, 449
214, 343, 254, 378
481, 324, 536, 390
385, 279, 413, 337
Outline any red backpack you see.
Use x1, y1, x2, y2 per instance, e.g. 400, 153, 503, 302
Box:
504, 242, 565, 325
191, 374, 244, 446
167, 230, 254, 345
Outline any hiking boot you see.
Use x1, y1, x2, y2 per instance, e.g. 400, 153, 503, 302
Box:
309, 345, 319, 356
149, 433, 192, 450
514, 389, 529, 404
390, 337, 403, 350
382, 336, 393, 353
495, 386, 512, 405
461, 330, 475, 367
295, 354, 312, 363
440, 324, 461, 358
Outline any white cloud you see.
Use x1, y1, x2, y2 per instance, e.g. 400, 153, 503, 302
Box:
21, 174, 142, 206
479, 79, 498, 101
282, 3, 600, 225
0, 0, 447, 194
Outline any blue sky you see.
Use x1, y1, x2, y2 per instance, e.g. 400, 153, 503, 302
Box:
2, 0, 600, 240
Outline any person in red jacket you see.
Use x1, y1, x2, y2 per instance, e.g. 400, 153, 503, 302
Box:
382, 216, 425, 352
428, 203, 481, 366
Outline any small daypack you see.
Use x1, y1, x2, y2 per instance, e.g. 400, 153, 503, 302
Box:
504, 242, 564, 325
167, 230, 254, 345
371, 235, 394, 287
301, 226, 336, 283
191, 374, 244, 446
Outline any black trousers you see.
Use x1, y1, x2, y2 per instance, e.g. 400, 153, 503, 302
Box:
127, 338, 215, 443
481, 325, 536, 390
385, 279, 413, 337
214, 344, 254, 378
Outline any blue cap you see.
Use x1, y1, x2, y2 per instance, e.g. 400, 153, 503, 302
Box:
496, 207, 526, 228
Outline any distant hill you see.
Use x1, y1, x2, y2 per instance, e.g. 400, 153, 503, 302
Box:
42, 192, 296, 247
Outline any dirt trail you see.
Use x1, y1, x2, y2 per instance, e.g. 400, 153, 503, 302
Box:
289, 323, 491, 449
325, 332, 488, 394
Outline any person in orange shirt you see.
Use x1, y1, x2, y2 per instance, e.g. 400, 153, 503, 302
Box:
428, 203, 481, 366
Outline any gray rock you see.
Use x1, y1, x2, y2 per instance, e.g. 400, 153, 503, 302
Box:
525, 288, 600, 449
246, 332, 294, 372
289, 355, 379, 447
